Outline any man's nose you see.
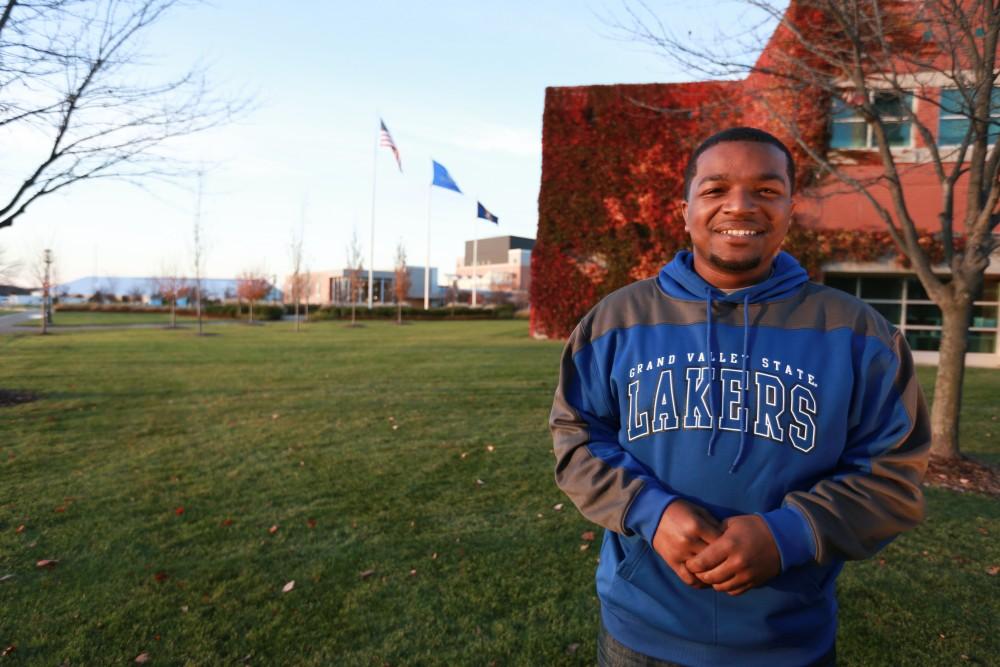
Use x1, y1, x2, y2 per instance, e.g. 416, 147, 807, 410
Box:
721, 187, 757, 214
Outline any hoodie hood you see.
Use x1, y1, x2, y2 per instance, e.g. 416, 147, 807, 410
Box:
658, 250, 809, 304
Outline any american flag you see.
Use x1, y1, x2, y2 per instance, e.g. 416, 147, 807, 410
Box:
379, 119, 402, 172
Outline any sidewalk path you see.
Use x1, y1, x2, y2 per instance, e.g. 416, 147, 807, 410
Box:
0, 311, 37, 332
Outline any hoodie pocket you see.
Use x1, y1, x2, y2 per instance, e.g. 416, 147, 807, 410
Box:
609, 539, 717, 644
615, 539, 650, 580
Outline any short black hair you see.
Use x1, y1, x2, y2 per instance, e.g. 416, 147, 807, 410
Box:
683, 127, 796, 200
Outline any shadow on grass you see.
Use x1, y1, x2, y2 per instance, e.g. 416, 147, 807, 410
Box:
0, 389, 40, 407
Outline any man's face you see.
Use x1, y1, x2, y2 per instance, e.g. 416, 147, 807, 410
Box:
681, 141, 794, 289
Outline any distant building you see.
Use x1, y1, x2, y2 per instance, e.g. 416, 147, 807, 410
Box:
454, 235, 533, 300
282, 266, 443, 306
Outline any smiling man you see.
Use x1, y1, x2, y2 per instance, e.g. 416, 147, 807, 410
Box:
550, 127, 930, 666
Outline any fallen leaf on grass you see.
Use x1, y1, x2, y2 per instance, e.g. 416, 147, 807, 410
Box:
553, 503, 564, 511
476, 479, 485, 487
271, 413, 280, 420
987, 565, 999, 576
486, 445, 495, 453
431, 552, 438, 560
174, 507, 185, 516
15, 524, 24, 533
581, 531, 595, 542
282, 580, 295, 593
0, 574, 14, 583
36, 559, 58, 569
877, 558, 886, 567
566, 643, 580, 655
154, 571, 169, 583
180, 605, 189, 613
579, 544, 590, 551
268, 524, 279, 535
359, 569, 376, 580
2, 645, 14, 657
409, 569, 417, 577
54, 506, 66, 513
307, 518, 317, 529
134, 652, 150, 664
460, 452, 468, 459
220, 518, 234, 527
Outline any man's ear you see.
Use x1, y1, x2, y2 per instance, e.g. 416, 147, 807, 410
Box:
681, 199, 690, 232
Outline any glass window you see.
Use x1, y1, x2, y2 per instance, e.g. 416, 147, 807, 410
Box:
968, 331, 997, 353
938, 88, 1000, 146
860, 276, 903, 299
906, 330, 942, 351
824, 275, 857, 294
870, 302, 902, 324
906, 277, 930, 301
831, 92, 913, 149
972, 305, 998, 328
907, 303, 943, 326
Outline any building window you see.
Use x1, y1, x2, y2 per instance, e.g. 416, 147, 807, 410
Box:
938, 87, 1000, 146
830, 92, 913, 149
824, 274, 999, 353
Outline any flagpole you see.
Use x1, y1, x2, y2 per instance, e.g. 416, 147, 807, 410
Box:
471, 200, 479, 307
367, 115, 378, 310
424, 183, 431, 310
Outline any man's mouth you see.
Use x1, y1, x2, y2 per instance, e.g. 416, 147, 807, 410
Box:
716, 229, 763, 237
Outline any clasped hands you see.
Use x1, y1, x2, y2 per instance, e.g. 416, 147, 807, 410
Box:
651, 499, 781, 596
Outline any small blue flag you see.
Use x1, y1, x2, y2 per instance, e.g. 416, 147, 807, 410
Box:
431, 160, 462, 193
477, 202, 499, 224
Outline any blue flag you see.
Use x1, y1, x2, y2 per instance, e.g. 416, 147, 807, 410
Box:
477, 202, 499, 224
431, 160, 462, 193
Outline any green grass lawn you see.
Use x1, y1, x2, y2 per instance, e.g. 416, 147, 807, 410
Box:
0, 309, 21, 317
15, 311, 202, 327
0, 321, 996, 665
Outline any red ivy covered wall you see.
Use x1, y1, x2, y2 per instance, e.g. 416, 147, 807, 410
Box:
531, 79, 845, 339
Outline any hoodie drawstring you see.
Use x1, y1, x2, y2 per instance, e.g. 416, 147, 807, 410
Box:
705, 293, 718, 457
729, 293, 752, 473
704, 291, 753, 472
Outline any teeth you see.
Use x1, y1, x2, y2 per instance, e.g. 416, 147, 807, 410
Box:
719, 229, 760, 236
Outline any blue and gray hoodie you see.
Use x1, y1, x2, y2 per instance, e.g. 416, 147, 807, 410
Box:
550, 251, 930, 667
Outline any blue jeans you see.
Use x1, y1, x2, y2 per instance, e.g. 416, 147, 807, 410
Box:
597, 623, 837, 667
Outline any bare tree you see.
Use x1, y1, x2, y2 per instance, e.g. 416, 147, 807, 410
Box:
616, 0, 1000, 461
346, 228, 364, 327
0, 0, 243, 232
302, 267, 314, 320
156, 264, 185, 328
289, 222, 305, 332
236, 269, 270, 323
192, 170, 206, 335
393, 240, 411, 325
29, 248, 55, 333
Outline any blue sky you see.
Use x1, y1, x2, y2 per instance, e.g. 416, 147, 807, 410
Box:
4, 0, 711, 286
